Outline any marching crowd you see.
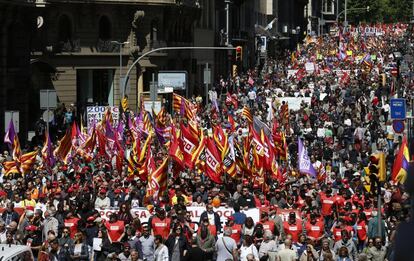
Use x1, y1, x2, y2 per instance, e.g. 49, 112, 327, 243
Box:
0, 23, 413, 261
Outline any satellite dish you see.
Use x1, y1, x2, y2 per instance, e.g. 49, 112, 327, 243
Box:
43, 110, 54, 123
37, 16, 44, 29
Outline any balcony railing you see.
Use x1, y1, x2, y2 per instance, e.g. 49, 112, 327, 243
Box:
57, 39, 81, 52
96, 39, 119, 53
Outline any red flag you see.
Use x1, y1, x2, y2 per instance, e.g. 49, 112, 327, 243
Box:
204, 137, 223, 184
96, 129, 107, 157
169, 126, 184, 168
180, 123, 199, 169
146, 158, 169, 199
228, 115, 236, 133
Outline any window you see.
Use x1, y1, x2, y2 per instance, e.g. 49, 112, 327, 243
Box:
77, 69, 114, 106
99, 16, 112, 40
323, 0, 334, 15
58, 15, 72, 42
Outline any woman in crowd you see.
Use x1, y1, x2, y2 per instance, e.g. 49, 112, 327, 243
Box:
70, 232, 90, 260
165, 225, 189, 261
239, 235, 259, 261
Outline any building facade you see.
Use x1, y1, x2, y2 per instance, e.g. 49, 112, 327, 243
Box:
1, 0, 200, 144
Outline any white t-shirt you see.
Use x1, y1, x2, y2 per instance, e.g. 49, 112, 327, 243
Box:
216, 236, 237, 261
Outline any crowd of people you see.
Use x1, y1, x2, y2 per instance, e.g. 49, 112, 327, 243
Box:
0, 23, 413, 261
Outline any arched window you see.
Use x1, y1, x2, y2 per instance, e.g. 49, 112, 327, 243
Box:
99, 16, 112, 40
58, 15, 72, 42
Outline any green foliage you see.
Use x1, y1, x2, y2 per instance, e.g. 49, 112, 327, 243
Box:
344, 0, 413, 23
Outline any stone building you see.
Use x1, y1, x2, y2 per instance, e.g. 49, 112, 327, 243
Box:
1, 0, 200, 143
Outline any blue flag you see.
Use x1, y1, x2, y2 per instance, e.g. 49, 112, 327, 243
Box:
298, 138, 316, 177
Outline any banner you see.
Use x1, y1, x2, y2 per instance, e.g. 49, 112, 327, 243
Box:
86, 106, 119, 127
96, 206, 260, 226
276, 97, 311, 111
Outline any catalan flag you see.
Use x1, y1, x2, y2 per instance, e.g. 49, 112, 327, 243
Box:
20, 151, 38, 174
241, 106, 253, 123
54, 129, 72, 161
392, 137, 410, 184
172, 93, 195, 120
146, 157, 169, 199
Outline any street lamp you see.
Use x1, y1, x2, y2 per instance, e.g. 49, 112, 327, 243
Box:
111, 41, 130, 99
336, 6, 369, 26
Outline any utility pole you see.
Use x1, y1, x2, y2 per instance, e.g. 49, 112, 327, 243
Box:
111, 41, 130, 100
225, 0, 231, 46
344, 0, 348, 27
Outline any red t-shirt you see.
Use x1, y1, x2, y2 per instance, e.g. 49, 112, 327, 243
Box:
363, 208, 373, 220
105, 220, 125, 242
334, 195, 346, 208
224, 224, 242, 244
64, 217, 80, 239
356, 220, 367, 241
320, 193, 335, 216
283, 220, 303, 243
332, 226, 342, 241
151, 217, 171, 239
305, 221, 324, 240
258, 220, 275, 234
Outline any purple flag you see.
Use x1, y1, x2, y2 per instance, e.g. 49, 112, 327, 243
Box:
4, 119, 16, 151
298, 138, 316, 177
42, 131, 55, 167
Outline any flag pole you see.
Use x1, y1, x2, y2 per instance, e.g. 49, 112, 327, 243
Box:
377, 181, 382, 239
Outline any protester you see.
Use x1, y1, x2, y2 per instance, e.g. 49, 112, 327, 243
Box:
0, 23, 412, 261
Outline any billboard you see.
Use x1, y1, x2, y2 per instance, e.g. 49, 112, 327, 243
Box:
158, 71, 187, 90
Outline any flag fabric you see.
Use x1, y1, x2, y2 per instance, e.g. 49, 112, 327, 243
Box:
4, 119, 16, 150
204, 137, 223, 184
298, 138, 317, 177
228, 115, 236, 133
20, 151, 38, 174
242, 107, 253, 123
173, 93, 195, 120
169, 126, 184, 168
179, 123, 199, 169
392, 138, 410, 184
42, 131, 55, 167
55, 130, 73, 160
122, 96, 129, 112
146, 157, 169, 199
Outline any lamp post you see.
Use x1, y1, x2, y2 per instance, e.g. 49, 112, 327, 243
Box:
111, 41, 130, 99
336, 6, 369, 25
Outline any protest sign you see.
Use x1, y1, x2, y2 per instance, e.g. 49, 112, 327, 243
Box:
86, 106, 119, 127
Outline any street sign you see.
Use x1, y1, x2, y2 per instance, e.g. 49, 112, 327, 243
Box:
4, 111, 19, 133
392, 120, 405, 134
390, 98, 406, 119
40, 89, 57, 109
158, 71, 187, 90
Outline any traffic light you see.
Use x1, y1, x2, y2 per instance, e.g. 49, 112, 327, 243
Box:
232, 65, 238, 78
235, 46, 243, 62
369, 153, 386, 182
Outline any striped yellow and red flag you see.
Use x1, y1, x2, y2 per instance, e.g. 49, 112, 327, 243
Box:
2, 161, 19, 176
146, 157, 169, 199
241, 106, 253, 123
173, 93, 195, 120
54, 130, 72, 160
20, 151, 38, 174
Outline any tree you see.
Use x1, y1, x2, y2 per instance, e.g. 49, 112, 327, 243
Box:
345, 0, 412, 24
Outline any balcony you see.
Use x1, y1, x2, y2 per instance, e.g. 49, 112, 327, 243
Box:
55, 39, 81, 53
96, 39, 119, 53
